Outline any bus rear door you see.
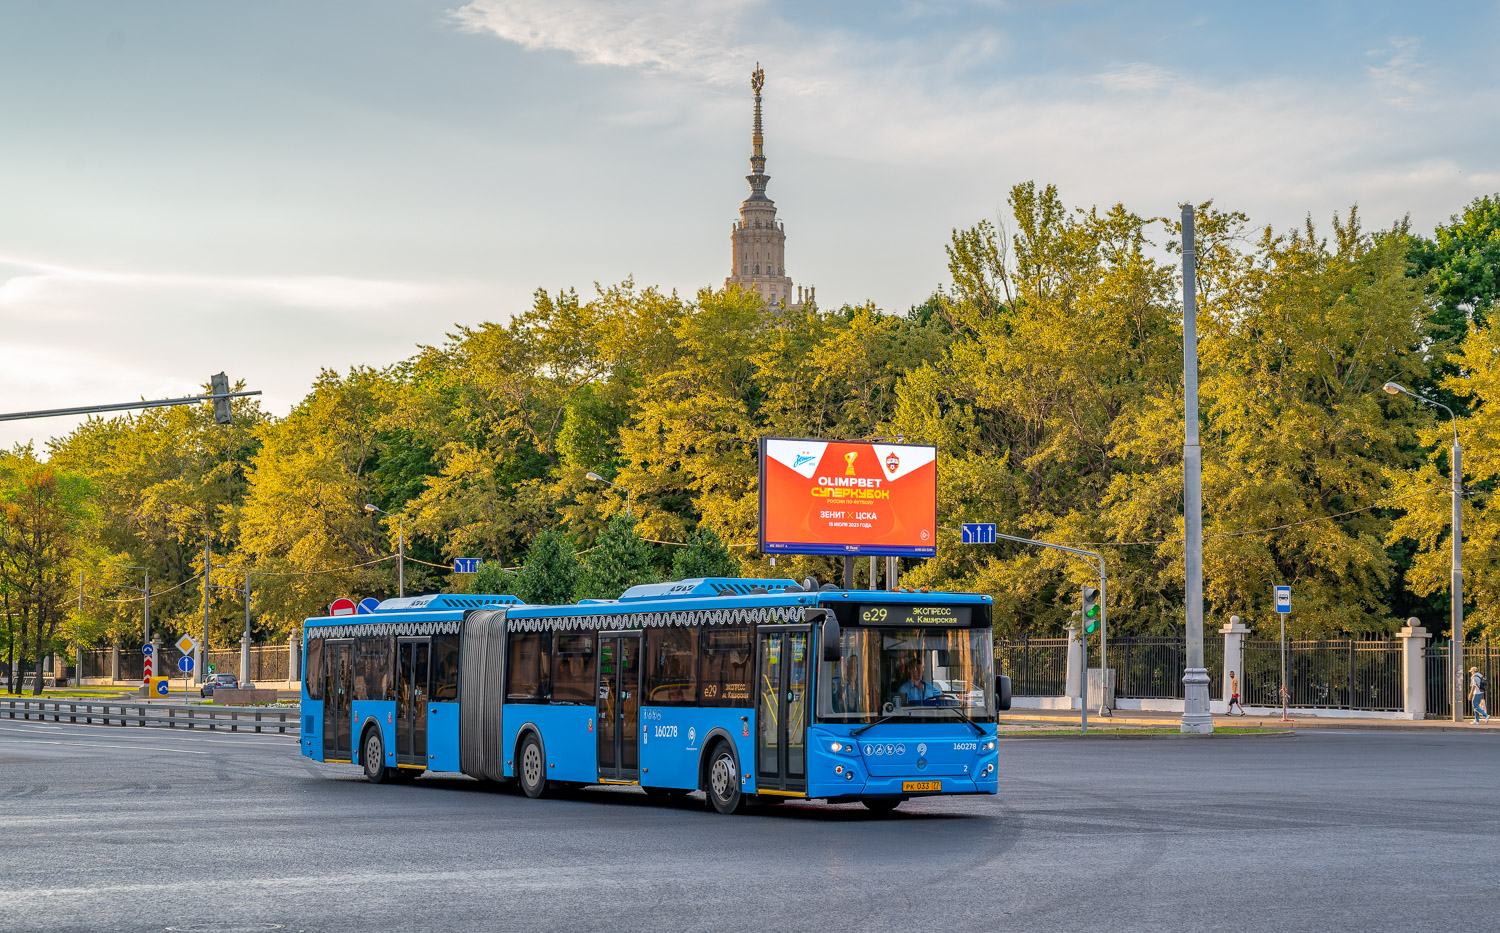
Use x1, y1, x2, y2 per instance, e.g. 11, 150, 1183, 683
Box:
323, 640, 353, 762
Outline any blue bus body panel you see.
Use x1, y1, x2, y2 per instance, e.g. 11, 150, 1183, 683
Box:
804, 723, 1000, 799
427, 702, 460, 772
301, 700, 322, 761
351, 700, 396, 766
502, 705, 596, 783
639, 707, 755, 791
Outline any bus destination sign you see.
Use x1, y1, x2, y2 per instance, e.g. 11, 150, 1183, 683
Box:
858, 605, 972, 626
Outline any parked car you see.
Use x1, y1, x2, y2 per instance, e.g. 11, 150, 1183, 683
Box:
200, 672, 238, 697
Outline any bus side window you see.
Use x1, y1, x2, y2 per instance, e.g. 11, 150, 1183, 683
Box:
305, 637, 324, 700
645, 626, 698, 705
506, 631, 551, 702
430, 634, 460, 702
699, 624, 752, 707
551, 632, 595, 704
353, 635, 392, 701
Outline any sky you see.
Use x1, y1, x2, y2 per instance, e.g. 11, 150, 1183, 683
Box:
2, 0, 1498, 450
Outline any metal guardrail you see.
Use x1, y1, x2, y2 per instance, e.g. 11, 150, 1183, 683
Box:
0, 699, 298, 734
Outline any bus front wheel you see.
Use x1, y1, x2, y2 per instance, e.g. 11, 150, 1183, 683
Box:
362, 728, 391, 784
518, 734, 548, 799
706, 744, 744, 815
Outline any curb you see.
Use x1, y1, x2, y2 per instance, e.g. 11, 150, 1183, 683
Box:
1001, 729, 1295, 739
998, 715, 1500, 734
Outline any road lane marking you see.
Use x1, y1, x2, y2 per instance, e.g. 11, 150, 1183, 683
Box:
0, 737, 211, 755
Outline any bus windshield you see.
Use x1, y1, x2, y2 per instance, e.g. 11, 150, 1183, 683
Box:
817, 624, 994, 723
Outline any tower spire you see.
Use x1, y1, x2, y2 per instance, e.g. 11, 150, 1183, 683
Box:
747, 63, 769, 200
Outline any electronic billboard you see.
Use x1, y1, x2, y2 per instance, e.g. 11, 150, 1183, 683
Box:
759, 438, 937, 558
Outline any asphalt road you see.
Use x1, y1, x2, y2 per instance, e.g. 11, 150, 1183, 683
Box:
1, 721, 1497, 933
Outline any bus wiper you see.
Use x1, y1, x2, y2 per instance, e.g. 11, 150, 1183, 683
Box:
851, 711, 902, 736
938, 702, 986, 737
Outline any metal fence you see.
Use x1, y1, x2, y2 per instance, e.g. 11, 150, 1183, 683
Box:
80, 644, 287, 682
1112, 636, 1224, 700
1425, 639, 1500, 720
1242, 639, 1402, 711
995, 638, 1070, 696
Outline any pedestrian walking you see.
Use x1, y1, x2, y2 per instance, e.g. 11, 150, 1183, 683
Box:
1469, 666, 1491, 724
1226, 671, 1245, 715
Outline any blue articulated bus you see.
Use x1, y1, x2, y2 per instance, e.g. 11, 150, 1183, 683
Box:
300, 578, 1012, 813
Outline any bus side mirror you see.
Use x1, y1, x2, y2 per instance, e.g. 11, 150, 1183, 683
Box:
996, 674, 1012, 711
803, 608, 838, 662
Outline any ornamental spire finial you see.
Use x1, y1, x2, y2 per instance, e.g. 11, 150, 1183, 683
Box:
746, 64, 769, 199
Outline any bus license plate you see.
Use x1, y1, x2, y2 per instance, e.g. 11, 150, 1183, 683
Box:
902, 780, 940, 792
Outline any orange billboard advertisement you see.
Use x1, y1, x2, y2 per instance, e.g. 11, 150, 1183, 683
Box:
759, 438, 937, 557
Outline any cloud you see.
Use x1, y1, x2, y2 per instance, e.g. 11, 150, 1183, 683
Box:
448, 0, 1496, 245
0, 254, 456, 316
449, 0, 762, 86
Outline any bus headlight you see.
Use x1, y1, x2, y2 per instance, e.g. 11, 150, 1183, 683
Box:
830, 741, 858, 755
982, 740, 996, 752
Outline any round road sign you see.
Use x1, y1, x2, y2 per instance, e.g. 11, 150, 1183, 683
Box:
329, 597, 357, 617
178, 655, 194, 673
155, 679, 170, 697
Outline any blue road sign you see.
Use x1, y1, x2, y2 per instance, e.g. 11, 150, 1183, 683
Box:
961, 523, 996, 544
355, 597, 380, 615
178, 655, 194, 674
142, 644, 152, 656
453, 557, 482, 573
1274, 586, 1291, 614
154, 679, 170, 697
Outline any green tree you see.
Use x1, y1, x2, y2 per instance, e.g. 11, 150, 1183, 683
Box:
0, 450, 94, 694
468, 560, 515, 597
576, 514, 657, 600
501, 530, 579, 604
671, 527, 739, 579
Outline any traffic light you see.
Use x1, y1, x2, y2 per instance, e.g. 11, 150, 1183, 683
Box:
210, 372, 231, 425
1081, 586, 1101, 634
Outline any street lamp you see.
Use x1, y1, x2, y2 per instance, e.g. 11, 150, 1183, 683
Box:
364, 504, 404, 598
586, 472, 633, 516
1384, 380, 1464, 722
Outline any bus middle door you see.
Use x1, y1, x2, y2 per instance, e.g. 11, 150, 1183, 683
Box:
597, 631, 642, 783
395, 637, 429, 769
756, 625, 810, 795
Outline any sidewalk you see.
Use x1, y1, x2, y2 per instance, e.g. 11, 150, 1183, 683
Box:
998, 707, 1500, 733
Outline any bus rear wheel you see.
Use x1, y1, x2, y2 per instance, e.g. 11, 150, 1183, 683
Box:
518, 734, 548, 799
706, 744, 744, 815
862, 798, 902, 813
362, 728, 391, 784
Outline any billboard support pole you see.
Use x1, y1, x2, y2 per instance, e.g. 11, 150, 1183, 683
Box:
887, 556, 898, 591
842, 557, 855, 589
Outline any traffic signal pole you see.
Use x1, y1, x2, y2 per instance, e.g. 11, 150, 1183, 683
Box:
992, 532, 1107, 732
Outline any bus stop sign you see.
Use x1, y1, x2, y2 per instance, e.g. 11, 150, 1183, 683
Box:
1274, 586, 1291, 614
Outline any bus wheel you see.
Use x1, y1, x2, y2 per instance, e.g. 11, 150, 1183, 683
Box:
862, 798, 901, 813
706, 744, 744, 815
362, 728, 391, 784
518, 734, 548, 799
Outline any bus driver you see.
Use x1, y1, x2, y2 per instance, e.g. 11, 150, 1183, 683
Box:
897, 657, 942, 705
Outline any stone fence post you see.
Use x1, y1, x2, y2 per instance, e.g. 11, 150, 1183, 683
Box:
288, 633, 301, 686
1064, 621, 1084, 708
1398, 618, 1427, 721
1219, 615, 1250, 712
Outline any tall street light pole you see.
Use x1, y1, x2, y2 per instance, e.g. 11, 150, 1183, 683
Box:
586, 472, 633, 517
365, 504, 404, 597
1384, 380, 1463, 721
1180, 203, 1213, 734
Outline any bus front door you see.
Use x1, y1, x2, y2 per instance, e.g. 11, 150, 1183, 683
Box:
395, 638, 430, 768
755, 626, 809, 795
597, 632, 642, 782
323, 640, 353, 761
